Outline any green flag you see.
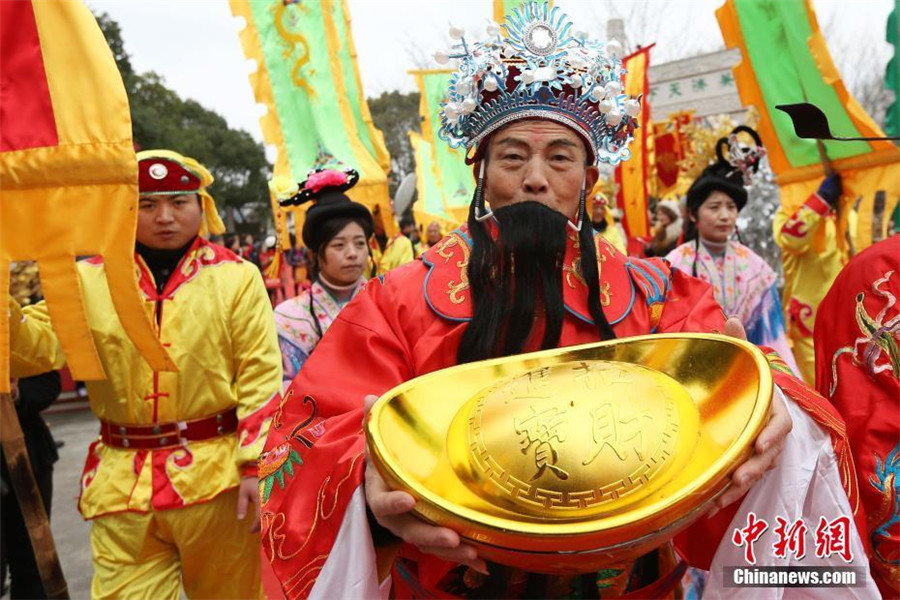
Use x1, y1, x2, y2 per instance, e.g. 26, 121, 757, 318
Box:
410, 70, 474, 227
494, 0, 551, 24
718, 0, 900, 250
410, 132, 454, 230
886, 0, 899, 140
230, 0, 393, 238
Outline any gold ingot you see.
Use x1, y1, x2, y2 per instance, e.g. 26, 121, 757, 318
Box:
366, 333, 772, 574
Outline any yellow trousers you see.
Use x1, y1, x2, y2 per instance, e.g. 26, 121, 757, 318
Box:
789, 325, 816, 385
90, 489, 262, 600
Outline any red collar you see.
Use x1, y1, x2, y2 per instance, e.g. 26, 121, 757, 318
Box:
133, 237, 241, 300
421, 224, 638, 325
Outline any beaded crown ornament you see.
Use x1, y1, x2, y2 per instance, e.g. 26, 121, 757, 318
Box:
718, 125, 767, 185
435, 2, 641, 166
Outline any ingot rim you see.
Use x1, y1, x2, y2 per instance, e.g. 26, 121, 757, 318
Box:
463, 482, 729, 556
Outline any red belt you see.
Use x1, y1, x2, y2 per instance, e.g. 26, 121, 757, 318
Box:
100, 408, 238, 450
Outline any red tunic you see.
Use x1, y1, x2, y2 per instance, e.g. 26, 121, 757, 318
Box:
814, 235, 900, 597
260, 226, 861, 599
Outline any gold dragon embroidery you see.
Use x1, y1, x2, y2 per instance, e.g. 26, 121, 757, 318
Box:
562, 234, 611, 307
272, 2, 315, 96
436, 234, 471, 305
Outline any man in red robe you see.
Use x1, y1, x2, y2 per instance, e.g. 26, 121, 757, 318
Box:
259, 5, 871, 598
815, 235, 900, 597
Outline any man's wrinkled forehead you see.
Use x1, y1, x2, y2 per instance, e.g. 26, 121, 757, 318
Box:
494, 136, 580, 152
483, 119, 590, 159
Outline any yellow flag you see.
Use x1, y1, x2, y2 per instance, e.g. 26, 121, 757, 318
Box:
0, 0, 175, 392
615, 45, 654, 238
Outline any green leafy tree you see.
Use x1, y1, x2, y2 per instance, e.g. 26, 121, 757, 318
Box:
95, 12, 271, 232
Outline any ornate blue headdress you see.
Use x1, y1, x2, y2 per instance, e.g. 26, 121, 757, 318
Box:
435, 2, 641, 167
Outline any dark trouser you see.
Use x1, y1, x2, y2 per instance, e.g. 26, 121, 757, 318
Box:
0, 464, 53, 599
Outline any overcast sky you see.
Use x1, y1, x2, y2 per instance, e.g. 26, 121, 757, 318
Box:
86, 0, 895, 147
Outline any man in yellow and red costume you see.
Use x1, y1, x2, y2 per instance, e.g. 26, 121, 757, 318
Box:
259, 4, 874, 598
773, 174, 847, 383
9, 150, 282, 598
590, 191, 626, 254
369, 205, 416, 275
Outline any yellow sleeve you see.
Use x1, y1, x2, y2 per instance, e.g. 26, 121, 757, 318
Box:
368, 236, 383, 278
377, 235, 416, 274
229, 266, 283, 474
8, 298, 67, 377
773, 193, 831, 255
394, 235, 415, 266
602, 226, 627, 255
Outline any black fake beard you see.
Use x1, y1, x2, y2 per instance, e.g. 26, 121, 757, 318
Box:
591, 218, 608, 233
457, 201, 570, 363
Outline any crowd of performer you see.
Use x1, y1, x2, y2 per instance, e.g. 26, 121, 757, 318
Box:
5, 143, 897, 598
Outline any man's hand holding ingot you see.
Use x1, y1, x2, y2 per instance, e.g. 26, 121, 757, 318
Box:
363, 394, 488, 575
710, 317, 793, 515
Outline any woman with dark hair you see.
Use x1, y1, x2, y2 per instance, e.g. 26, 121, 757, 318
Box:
273, 169, 374, 385
667, 127, 799, 375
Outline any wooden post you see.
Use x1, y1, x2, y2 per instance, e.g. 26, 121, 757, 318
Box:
0, 392, 69, 599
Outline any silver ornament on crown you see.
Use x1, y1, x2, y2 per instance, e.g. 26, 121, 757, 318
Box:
433, 2, 641, 166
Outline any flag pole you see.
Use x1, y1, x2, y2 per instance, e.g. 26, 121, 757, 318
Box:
0, 392, 69, 599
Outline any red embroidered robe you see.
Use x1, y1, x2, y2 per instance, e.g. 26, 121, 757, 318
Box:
814, 235, 900, 597
260, 226, 861, 599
